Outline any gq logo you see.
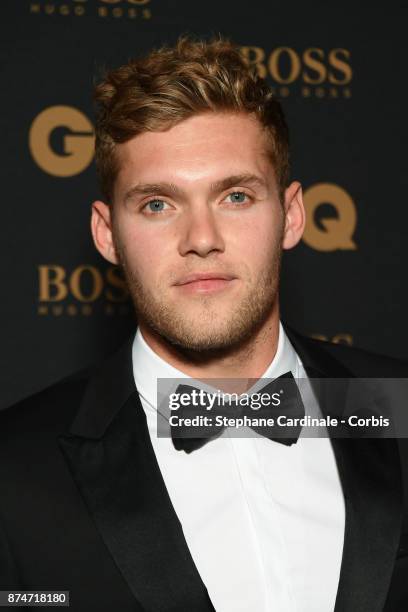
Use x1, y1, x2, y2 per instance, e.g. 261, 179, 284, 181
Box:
303, 183, 357, 251
29, 106, 94, 177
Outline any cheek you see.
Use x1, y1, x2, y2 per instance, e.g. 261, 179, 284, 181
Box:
116, 225, 166, 281
227, 210, 282, 264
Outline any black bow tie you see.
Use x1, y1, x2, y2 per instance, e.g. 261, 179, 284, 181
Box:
170, 372, 305, 453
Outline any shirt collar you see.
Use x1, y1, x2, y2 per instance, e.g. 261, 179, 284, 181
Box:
132, 322, 301, 410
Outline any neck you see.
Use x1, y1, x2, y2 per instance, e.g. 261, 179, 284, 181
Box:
138, 305, 281, 382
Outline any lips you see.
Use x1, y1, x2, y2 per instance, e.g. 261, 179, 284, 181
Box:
175, 272, 236, 286
173, 272, 237, 294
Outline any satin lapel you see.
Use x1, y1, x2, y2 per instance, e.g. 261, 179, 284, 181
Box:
284, 325, 403, 612
58, 337, 214, 612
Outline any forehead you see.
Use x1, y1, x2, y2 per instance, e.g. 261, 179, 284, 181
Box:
114, 112, 274, 188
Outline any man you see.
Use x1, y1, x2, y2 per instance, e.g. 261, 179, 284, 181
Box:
0, 37, 407, 612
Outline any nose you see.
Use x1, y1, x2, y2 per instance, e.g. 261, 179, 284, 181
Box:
178, 203, 225, 257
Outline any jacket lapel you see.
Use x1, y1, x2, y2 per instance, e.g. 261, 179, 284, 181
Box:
58, 337, 214, 612
285, 326, 403, 612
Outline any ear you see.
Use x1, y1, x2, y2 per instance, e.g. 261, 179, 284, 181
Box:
91, 200, 119, 264
282, 181, 306, 250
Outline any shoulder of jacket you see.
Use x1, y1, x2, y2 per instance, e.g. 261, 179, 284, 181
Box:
304, 334, 408, 377
0, 368, 93, 438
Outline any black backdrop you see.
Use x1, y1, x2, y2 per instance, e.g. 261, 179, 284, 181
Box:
1, 1, 407, 409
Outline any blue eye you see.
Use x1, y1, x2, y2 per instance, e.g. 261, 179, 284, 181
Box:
227, 192, 248, 204
145, 199, 167, 213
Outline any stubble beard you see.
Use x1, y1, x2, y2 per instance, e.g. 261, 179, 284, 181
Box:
114, 233, 283, 359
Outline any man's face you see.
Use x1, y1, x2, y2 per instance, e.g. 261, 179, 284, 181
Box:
93, 112, 303, 353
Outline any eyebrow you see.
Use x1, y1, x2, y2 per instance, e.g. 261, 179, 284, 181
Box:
123, 173, 268, 203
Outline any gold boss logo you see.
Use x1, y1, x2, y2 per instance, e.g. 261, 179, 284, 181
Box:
240, 46, 352, 98
37, 265, 130, 317
310, 333, 353, 346
303, 183, 357, 251
30, 0, 152, 19
29, 106, 94, 177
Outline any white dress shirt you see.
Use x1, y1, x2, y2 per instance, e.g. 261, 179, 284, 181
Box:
132, 323, 345, 612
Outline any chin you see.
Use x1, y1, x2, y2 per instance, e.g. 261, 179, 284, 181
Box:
156, 318, 259, 354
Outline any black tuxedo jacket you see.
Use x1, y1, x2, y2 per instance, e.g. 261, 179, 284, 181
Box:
1, 327, 408, 612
